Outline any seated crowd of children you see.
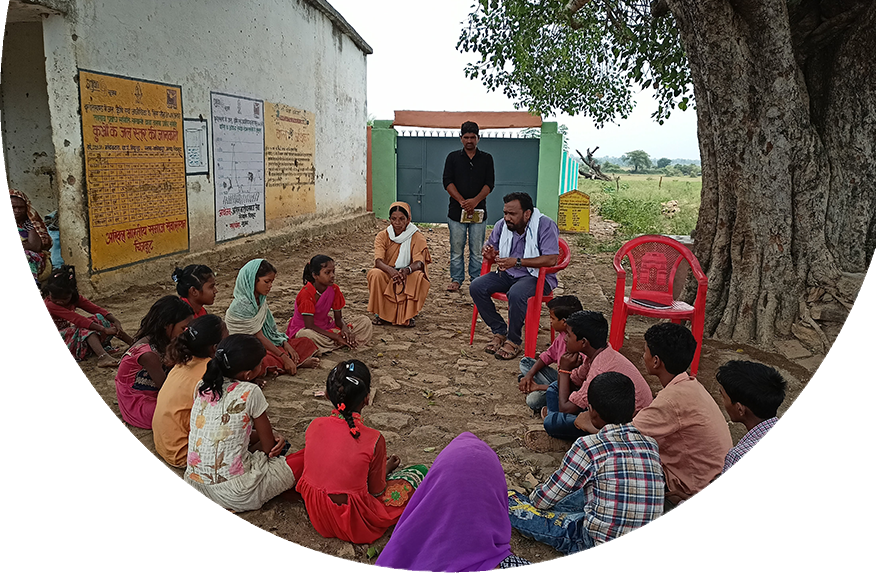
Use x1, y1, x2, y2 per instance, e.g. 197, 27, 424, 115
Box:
43, 259, 787, 567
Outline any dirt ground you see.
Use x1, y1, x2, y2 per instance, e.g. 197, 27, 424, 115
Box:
75, 215, 818, 565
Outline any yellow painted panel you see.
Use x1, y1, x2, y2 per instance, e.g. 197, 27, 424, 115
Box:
264, 101, 316, 223
558, 189, 590, 233
80, 70, 187, 271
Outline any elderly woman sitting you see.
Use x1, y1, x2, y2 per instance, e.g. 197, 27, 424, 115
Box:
10, 189, 52, 284
367, 202, 431, 327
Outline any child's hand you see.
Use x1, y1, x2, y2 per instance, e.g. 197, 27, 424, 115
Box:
573, 411, 598, 434
281, 354, 298, 376
268, 431, 286, 457
341, 325, 358, 349
386, 454, 401, 475
518, 373, 535, 393
558, 352, 582, 372
103, 325, 119, 336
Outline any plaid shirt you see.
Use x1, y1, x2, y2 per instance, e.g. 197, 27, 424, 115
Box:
678, 418, 830, 573
530, 423, 664, 545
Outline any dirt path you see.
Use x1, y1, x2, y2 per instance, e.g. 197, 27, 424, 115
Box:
76, 217, 816, 565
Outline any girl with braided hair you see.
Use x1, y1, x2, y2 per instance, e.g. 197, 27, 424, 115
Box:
153, 314, 226, 467
172, 264, 217, 318
295, 360, 427, 544
184, 334, 301, 512
43, 265, 134, 367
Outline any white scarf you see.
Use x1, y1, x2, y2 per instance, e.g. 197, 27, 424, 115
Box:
388, 222, 418, 269
499, 207, 542, 278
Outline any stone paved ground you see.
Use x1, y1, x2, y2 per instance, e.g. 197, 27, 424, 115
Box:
75, 215, 817, 565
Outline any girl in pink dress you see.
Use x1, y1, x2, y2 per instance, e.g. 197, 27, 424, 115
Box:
115, 296, 193, 428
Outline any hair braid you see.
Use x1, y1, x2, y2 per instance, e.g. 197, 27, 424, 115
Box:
326, 359, 371, 439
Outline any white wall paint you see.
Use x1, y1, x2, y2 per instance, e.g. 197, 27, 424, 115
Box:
1, 22, 56, 217
37, 0, 367, 276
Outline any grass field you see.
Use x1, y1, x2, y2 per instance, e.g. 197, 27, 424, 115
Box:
573, 173, 702, 252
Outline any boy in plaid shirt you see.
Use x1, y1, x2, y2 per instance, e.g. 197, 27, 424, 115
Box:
508, 372, 664, 554
664, 360, 830, 573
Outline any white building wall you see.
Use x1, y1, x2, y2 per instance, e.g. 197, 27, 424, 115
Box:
1, 22, 56, 217
38, 0, 367, 282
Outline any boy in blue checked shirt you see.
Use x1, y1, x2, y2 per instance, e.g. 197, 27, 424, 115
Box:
664, 360, 830, 573
508, 372, 664, 554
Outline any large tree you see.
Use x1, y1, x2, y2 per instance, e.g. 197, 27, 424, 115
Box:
621, 149, 653, 172
459, 0, 875, 350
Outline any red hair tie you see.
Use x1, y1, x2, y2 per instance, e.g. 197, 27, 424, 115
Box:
349, 427, 360, 437
337, 403, 346, 412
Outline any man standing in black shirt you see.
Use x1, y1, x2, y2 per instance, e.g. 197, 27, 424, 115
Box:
442, 121, 495, 292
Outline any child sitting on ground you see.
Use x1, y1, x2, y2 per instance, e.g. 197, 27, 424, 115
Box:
663, 360, 830, 573
43, 265, 134, 368
534, 310, 652, 446
172, 264, 218, 318
153, 314, 226, 468
518, 295, 583, 413
286, 254, 373, 353
295, 360, 427, 544
115, 295, 194, 429
509, 372, 664, 554
225, 259, 319, 376
184, 334, 301, 512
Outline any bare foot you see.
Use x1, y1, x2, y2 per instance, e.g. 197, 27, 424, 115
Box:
300, 356, 320, 368
540, 406, 548, 420
96, 353, 120, 368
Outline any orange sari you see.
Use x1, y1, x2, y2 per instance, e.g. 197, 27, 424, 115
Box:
49, 465, 189, 573
366, 228, 431, 325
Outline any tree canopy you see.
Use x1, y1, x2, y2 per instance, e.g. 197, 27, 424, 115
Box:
621, 150, 652, 171
457, 0, 692, 126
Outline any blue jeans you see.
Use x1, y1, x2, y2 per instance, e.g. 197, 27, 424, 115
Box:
447, 218, 486, 284
519, 356, 558, 411
543, 381, 587, 440
508, 489, 594, 555
469, 271, 551, 346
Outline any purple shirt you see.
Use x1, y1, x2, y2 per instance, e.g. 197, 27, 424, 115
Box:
487, 215, 561, 289
678, 418, 830, 573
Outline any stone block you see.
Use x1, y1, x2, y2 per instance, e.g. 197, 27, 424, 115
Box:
774, 339, 811, 360
810, 302, 855, 324
367, 412, 413, 431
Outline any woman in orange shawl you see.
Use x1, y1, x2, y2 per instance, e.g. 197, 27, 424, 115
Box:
10, 189, 52, 284
49, 466, 189, 573
367, 202, 431, 327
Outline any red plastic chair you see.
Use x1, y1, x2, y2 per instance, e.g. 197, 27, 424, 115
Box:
609, 235, 708, 375
469, 237, 571, 358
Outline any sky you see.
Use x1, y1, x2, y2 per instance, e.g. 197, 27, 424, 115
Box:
329, 0, 701, 161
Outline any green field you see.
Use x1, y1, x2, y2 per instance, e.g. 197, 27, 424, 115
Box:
573, 173, 702, 252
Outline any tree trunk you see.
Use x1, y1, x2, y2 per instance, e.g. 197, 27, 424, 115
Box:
667, 0, 875, 350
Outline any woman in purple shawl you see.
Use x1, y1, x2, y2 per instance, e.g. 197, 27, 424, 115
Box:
376, 432, 529, 571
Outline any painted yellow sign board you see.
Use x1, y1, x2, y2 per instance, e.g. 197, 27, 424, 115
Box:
558, 189, 590, 233
264, 101, 316, 226
79, 70, 188, 271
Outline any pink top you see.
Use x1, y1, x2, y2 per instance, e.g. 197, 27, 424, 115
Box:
45, 295, 109, 330
568, 346, 653, 412
537, 332, 567, 366
114, 341, 163, 429
286, 282, 346, 337
633, 374, 732, 501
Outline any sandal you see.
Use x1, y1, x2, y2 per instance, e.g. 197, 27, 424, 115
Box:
484, 334, 506, 354
446, 281, 461, 292
372, 315, 391, 326
523, 429, 572, 453
183, 497, 237, 515
494, 340, 521, 360
401, 316, 416, 328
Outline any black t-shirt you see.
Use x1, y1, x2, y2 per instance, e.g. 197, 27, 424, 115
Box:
442, 148, 495, 221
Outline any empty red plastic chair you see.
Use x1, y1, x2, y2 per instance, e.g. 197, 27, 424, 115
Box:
609, 235, 708, 375
469, 237, 571, 358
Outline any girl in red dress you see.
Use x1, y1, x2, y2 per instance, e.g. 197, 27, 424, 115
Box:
172, 264, 217, 318
295, 360, 426, 544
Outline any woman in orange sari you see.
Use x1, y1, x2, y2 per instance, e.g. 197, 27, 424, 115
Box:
367, 202, 431, 327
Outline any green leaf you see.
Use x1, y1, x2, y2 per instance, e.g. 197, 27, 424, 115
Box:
366, 547, 379, 559
423, 447, 436, 452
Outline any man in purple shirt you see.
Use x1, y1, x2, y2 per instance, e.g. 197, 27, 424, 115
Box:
661, 360, 830, 573
470, 192, 560, 360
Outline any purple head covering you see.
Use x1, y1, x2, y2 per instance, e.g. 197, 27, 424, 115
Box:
376, 432, 513, 572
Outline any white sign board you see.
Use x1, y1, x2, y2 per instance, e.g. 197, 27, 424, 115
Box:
210, 92, 265, 242
183, 118, 208, 175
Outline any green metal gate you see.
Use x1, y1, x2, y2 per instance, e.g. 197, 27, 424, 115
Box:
396, 131, 540, 224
